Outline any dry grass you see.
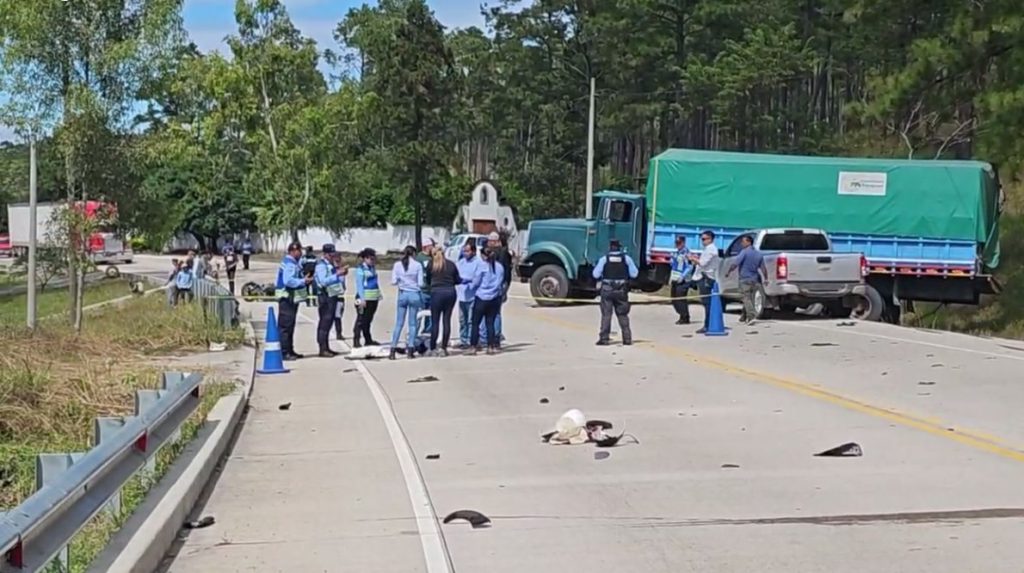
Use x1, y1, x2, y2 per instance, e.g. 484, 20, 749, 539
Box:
0, 293, 244, 509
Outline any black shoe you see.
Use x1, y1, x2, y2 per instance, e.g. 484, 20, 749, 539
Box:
595, 340, 610, 346
441, 348, 449, 357
676, 318, 690, 325
293, 352, 305, 359
622, 340, 633, 346
407, 348, 415, 359
353, 339, 362, 349
318, 350, 334, 358
388, 349, 397, 360
335, 334, 345, 341
695, 328, 707, 334
283, 353, 300, 361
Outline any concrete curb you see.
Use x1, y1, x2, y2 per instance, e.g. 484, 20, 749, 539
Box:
86, 321, 258, 573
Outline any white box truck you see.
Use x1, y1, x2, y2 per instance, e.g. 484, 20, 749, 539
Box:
6, 201, 133, 264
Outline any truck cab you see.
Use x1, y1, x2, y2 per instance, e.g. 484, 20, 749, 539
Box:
518, 191, 658, 304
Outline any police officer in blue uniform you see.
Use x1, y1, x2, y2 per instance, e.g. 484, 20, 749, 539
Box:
275, 241, 313, 360
314, 244, 348, 357
592, 238, 639, 346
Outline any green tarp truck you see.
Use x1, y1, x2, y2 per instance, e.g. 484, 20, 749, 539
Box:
517, 149, 1003, 322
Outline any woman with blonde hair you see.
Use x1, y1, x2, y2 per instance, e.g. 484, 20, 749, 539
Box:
425, 247, 461, 356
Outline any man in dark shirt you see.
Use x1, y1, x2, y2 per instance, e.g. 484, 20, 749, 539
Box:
725, 234, 768, 324
485, 231, 513, 343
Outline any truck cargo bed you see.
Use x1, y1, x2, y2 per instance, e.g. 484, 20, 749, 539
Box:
649, 223, 979, 278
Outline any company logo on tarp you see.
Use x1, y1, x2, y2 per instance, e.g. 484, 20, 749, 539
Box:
837, 171, 887, 196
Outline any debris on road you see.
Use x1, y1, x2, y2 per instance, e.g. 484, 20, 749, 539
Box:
594, 451, 611, 460
814, 442, 863, 457
539, 397, 550, 404
184, 516, 216, 529
836, 321, 856, 327
407, 375, 440, 384
931, 363, 945, 368
443, 510, 491, 528
918, 381, 936, 386
721, 464, 740, 469
810, 342, 839, 347
278, 402, 292, 411
426, 454, 441, 460
558, 386, 566, 391
342, 368, 357, 373
345, 346, 392, 360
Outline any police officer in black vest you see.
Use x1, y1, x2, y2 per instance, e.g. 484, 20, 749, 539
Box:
592, 238, 639, 346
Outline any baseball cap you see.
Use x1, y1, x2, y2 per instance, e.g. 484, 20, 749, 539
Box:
322, 243, 336, 254
487, 231, 500, 241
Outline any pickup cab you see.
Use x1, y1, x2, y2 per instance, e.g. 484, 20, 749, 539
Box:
718, 228, 883, 320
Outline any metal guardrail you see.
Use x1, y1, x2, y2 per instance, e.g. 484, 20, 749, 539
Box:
0, 372, 204, 572
193, 278, 239, 330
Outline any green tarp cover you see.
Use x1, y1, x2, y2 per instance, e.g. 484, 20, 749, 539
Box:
646, 149, 1001, 267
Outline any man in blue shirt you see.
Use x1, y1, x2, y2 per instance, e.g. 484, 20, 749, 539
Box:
669, 235, 693, 325
725, 234, 768, 324
592, 238, 639, 346
314, 244, 347, 357
275, 241, 313, 360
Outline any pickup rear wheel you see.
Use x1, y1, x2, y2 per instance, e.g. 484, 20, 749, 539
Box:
850, 285, 884, 321
530, 264, 570, 307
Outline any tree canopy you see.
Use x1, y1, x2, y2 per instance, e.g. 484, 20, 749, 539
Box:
1, 0, 1023, 246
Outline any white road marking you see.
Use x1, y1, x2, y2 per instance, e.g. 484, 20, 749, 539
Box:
785, 320, 1024, 362
297, 307, 452, 573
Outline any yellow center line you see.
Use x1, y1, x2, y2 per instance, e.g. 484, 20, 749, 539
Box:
526, 308, 1024, 464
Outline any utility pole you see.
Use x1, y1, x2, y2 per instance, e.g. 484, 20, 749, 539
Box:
585, 76, 596, 220
26, 138, 38, 329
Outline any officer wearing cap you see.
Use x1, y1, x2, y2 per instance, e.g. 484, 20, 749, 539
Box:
275, 241, 313, 360
353, 247, 382, 347
592, 238, 639, 346
314, 244, 348, 357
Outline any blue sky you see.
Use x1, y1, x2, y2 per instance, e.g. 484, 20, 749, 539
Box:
0, 0, 489, 142
185, 0, 489, 55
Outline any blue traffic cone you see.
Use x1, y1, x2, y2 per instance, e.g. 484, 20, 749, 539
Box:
704, 281, 729, 337
257, 306, 290, 374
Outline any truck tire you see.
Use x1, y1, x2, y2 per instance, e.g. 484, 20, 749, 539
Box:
530, 264, 570, 307
753, 285, 773, 319
851, 285, 884, 322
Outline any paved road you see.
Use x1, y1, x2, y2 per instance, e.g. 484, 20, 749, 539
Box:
159, 260, 1024, 572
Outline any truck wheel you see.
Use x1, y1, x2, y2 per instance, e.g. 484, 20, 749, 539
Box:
530, 264, 570, 306
851, 285, 884, 322
753, 285, 773, 319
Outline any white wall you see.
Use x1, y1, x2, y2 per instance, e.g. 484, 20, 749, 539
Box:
166, 225, 451, 254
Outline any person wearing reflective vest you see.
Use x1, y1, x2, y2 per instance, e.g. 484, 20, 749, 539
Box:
352, 248, 382, 348
314, 243, 348, 357
592, 238, 639, 346
275, 241, 312, 360
669, 235, 693, 325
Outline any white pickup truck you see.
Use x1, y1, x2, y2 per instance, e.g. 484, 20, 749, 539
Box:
717, 228, 884, 321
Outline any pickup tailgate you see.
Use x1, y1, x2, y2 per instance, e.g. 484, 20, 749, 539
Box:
783, 252, 862, 283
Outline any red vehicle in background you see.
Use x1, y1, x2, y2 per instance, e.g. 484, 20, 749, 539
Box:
0, 233, 12, 257
5, 200, 134, 264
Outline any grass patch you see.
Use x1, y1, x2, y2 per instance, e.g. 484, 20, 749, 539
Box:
0, 278, 136, 326
0, 293, 245, 509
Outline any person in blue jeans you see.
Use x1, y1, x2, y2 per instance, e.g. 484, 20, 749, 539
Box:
456, 241, 484, 348
389, 245, 424, 360
468, 247, 506, 355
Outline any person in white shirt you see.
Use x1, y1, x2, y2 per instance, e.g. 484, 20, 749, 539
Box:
688, 230, 720, 334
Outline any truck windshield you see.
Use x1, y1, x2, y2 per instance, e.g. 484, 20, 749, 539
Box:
760, 232, 829, 251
